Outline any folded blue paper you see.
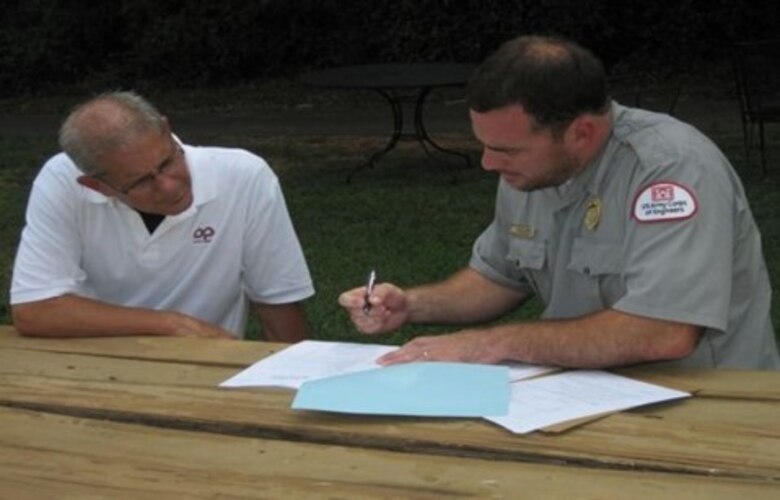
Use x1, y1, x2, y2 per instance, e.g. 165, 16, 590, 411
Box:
292, 361, 510, 417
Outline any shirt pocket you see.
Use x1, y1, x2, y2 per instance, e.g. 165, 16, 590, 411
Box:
507, 238, 547, 297
567, 237, 625, 306
507, 239, 546, 269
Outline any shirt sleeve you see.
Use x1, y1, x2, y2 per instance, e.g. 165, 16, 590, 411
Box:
10, 158, 91, 304
469, 180, 535, 293
613, 152, 735, 331
240, 162, 314, 304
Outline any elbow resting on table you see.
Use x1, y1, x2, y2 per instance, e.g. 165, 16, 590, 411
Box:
650, 325, 701, 362
11, 303, 55, 337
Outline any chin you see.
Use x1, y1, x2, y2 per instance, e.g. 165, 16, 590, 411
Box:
161, 193, 193, 215
503, 174, 532, 190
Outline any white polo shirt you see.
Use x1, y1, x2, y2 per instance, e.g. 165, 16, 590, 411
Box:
11, 144, 314, 338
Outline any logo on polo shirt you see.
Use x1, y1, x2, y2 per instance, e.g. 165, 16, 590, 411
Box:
193, 226, 216, 243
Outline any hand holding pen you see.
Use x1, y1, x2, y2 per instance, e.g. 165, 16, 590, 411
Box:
338, 270, 410, 335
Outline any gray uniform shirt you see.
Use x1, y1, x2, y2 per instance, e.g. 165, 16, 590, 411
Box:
469, 103, 779, 370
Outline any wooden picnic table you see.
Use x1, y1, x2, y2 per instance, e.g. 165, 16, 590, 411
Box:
0, 325, 777, 498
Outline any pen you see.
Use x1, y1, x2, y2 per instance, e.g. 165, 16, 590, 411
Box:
363, 269, 376, 314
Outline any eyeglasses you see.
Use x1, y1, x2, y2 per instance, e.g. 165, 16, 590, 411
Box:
94, 138, 184, 196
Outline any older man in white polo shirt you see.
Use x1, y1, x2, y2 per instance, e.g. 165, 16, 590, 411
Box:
11, 91, 313, 341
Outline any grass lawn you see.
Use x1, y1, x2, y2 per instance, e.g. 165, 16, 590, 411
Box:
0, 88, 777, 345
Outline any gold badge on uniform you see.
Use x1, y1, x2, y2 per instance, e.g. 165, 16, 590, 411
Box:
583, 198, 602, 231
509, 224, 535, 239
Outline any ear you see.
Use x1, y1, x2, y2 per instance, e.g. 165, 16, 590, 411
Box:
567, 116, 596, 147
77, 175, 114, 197
161, 116, 171, 134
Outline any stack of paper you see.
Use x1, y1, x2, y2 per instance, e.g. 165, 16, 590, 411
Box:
486, 370, 690, 433
219, 340, 690, 434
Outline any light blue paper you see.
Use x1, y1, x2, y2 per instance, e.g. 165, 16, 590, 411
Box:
292, 362, 510, 417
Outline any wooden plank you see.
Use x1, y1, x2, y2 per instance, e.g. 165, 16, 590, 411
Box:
1, 331, 779, 479
1, 373, 777, 481
0, 325, 280, 366
1, 407, 776, 499
619, 366, 780, 401
0, 348, 237, 387
2, 325, 778, 401
1, 348, 776, 439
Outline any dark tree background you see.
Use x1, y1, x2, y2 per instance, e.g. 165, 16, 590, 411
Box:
1, 0, 777, 97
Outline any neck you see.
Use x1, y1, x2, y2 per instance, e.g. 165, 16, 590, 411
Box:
576, 112, 613, 169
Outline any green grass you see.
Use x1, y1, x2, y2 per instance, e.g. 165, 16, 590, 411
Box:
0, 137, 59, 324
243, 135, 544, 344
0, 118, 777, 345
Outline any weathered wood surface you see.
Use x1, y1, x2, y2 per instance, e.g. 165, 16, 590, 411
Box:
0, 325, 279, 366
0, 325, 780, 401
616, 365, 780, 401
1, 370, 777, 481
1, 325, 779, 490
2, 326, 777, 401
1, 407, 777, 500
0, 348, 236, 387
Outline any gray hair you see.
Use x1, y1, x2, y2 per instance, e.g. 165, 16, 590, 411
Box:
58, 91, 166, 175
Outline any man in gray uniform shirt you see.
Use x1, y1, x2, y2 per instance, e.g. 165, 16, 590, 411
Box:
339, 35, 779, 370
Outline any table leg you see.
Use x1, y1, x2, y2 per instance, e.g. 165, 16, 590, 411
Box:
347, 86, 472, 183
346, 89, 403, 183
413, 87, 473, 176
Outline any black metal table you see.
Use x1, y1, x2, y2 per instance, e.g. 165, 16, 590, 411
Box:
299, 63, 476, 182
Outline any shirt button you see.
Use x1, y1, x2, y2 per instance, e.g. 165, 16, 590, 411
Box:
583, 266, 591, 275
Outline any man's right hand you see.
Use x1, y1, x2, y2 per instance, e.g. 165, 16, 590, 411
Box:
338, 282, 410, 335
163, 311, 236, 339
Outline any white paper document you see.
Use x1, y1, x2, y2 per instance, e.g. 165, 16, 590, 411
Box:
486, 370, 690, 434
219, 340, 395, 389
219, 342, 689, 434
219, 340, 554, 389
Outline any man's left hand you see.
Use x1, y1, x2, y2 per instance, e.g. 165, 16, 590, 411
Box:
376, 329, 505, 366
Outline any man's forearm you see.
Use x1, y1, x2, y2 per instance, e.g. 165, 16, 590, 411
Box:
11, 294, 225, 338
488, 309, 701, 368
407, 268, 529, 325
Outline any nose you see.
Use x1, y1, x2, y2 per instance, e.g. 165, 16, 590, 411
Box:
480, 150, 502, 172
151, 170, 179, 192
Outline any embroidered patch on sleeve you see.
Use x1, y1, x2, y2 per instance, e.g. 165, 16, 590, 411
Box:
632, 182, 698, 222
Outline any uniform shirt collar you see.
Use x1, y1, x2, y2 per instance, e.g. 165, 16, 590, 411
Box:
566, 101, 621, 199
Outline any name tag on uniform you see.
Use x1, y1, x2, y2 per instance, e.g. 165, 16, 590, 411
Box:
509, 224, 535, 239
